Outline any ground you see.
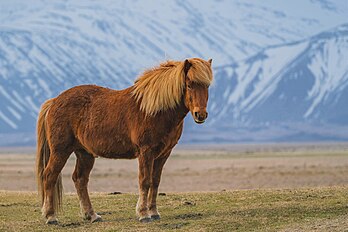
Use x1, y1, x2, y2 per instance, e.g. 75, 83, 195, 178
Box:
1, 187, 348, 231
0, 143, 348, 231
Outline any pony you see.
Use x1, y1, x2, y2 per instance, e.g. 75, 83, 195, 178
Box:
36, 58, 213, 224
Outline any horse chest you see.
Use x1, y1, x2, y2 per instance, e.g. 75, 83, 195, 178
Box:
137, 121, 180, 144
138, 121, 183, 158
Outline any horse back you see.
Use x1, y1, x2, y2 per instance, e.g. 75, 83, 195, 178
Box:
45, 85, 136, 157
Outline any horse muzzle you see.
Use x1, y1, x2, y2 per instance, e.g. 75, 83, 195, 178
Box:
193, 110, 208, 124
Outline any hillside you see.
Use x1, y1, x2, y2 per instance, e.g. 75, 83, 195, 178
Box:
0, 0, 348, 145
195, 24, 348, 143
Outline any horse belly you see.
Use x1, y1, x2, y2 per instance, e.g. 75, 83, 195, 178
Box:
100, 148, 137, 159
81, 133, 137, 159
95, 139, 137, 159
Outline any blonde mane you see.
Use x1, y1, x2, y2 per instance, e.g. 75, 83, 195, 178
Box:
132, 58, 213, 116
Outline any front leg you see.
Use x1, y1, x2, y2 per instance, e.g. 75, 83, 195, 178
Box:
136, 148, 154, 223
147, 152, 170, 220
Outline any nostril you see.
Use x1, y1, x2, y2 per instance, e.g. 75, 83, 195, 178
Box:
194, 111, 199, 118
206, 112, 208, 118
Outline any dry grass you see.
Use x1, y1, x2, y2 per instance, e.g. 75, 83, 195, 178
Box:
1, 186, 348, 231
1, 144, 348, 231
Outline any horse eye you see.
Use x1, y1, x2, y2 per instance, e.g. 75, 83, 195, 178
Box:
187, 84, 192, 90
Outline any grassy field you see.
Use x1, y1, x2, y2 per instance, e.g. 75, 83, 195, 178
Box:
1, 144, 348, 231
1, 187, 348, 232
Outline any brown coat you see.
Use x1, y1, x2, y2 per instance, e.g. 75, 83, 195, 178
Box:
36, 58, 213, 224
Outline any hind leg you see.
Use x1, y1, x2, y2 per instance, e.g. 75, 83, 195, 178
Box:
73, 150, 101, 223
42, 150, 71, 224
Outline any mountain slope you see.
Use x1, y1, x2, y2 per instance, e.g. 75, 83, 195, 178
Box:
0, 1, 347, 145
195, 24, 348, 143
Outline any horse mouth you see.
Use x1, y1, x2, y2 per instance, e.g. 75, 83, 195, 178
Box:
194, 119, 205, 124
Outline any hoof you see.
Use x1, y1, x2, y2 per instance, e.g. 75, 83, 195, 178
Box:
151, 215, 161, 220
139, 216, 152, 223
46, 217, 58, 225
91, 214, 102, 223
83, 214, 91, 221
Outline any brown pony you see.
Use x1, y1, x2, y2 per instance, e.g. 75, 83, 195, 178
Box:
36, 58, 213, 224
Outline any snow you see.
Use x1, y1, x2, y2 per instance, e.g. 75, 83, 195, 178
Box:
227, 41, 309, 112
11, 91, 26, 112
0, 86, 11, 99
7, 106, 21, 120
305, 36, 348, 117
0, 110, 18, 129
25, 96, 40, 113
0, 86, 25, 113
224, 67, 234, 78
0, 0, 347, 143
1, 0, 346, 66
37, 78, 52, 97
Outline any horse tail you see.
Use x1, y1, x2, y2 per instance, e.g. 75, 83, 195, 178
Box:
36, 98, 63, 212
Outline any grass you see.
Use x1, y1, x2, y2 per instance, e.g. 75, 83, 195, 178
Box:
1, 187, 348, 231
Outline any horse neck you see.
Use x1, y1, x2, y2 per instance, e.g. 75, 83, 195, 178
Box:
167, 100, 189, 123
151, 98, 189, 129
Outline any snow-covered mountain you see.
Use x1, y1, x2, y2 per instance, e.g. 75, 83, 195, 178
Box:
0, 0, 347, 145
189, 24, 348, 143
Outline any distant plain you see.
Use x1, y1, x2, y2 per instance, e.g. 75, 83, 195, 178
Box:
1, 143, 348, 193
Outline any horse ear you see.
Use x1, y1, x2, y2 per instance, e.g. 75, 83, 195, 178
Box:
208, 58, 212, 65
184, 59, 192, 77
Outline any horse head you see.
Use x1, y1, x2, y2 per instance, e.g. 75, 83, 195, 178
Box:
183, 58, 213, 124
